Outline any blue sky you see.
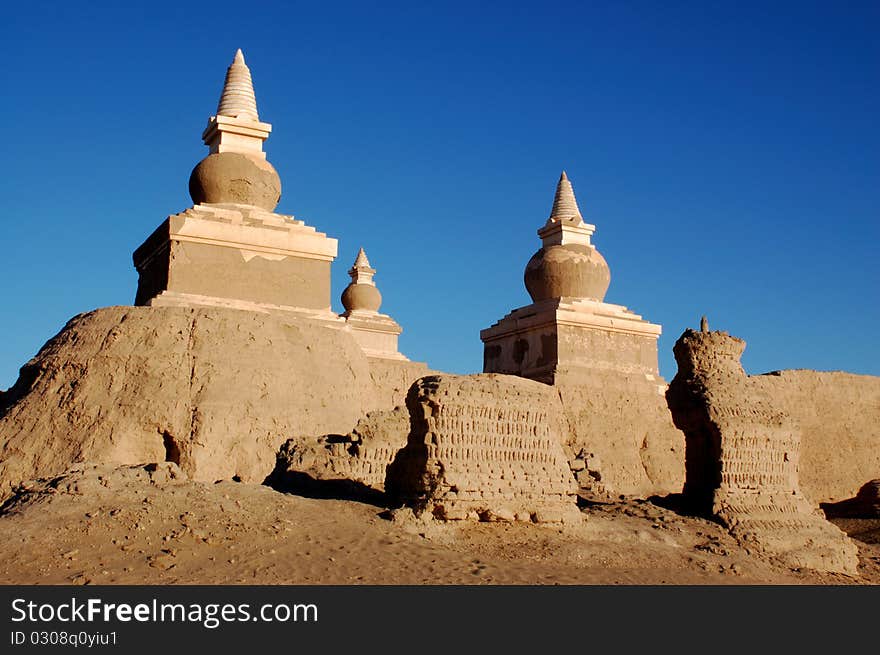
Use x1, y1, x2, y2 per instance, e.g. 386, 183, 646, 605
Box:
1, 1, 877, 388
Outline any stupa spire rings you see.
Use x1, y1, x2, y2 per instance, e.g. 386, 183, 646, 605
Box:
217, 49, 260, 121
548, 170, 584, 224
200, 48, 273, 159
538, 170, 596, 248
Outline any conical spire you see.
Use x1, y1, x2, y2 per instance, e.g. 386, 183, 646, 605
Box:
548, 171, 583, 222
537, 169, 596, 249
354, 247, 371, 269
201, 49, 272, 157
217, 49, 259, 120
348, 247, 376, 284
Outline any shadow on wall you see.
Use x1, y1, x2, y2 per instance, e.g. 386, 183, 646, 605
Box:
821, 480, 880, 519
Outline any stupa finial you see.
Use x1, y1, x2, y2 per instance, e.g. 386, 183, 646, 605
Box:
548, 170, 583, 223
354, 247, 371, 269
217, 48, 259, 121
200, 49, 272, 161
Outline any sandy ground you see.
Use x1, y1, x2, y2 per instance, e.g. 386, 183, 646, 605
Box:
0, 464, 876, 585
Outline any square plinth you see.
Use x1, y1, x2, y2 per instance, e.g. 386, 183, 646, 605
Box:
133, 203, 338, 313
480, 297, 662, 383
343, 311, 408, 361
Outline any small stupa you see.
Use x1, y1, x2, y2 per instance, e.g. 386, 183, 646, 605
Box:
481, 171, 662, 384
132, 50, 338, 319
340, 248, 407, 360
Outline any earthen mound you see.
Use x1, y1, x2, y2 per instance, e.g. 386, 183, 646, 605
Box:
1, 462, 187, 515
0, 305, 377, 501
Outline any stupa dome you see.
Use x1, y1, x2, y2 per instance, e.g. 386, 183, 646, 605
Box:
342, 284, 382, 313
524, 243, 610, 301
189, 152, 281, 210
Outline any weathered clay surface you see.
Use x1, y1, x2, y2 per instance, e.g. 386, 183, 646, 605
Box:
0, 305, 385, 501
369, 358, 434, 409
189, 152, 281, 210
555, 369, 684, 497
666, 328, 859, 575
1, 462, 188, 515
555, 365, 879, 500
760, 370, 880, 503
386, 374, 580, 523
345, 407, 411, 487
524, 244, 610, 302
342, 283, 382, 313
270, 406, 410, 492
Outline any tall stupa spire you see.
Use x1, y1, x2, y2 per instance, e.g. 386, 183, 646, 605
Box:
537, 170, 596, 249
190, 50, 280, 210
548, 171, 583, 223
216, 49, 260, 121
200, 49, 272, 160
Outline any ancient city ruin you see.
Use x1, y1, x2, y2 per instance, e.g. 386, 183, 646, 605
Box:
1, 50, 878, 585
666, 324, 860, 575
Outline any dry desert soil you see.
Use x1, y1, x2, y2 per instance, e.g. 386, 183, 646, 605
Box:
0, 463, 877, 585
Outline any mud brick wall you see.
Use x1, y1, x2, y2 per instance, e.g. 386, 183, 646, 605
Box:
386, 374, 579, 523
